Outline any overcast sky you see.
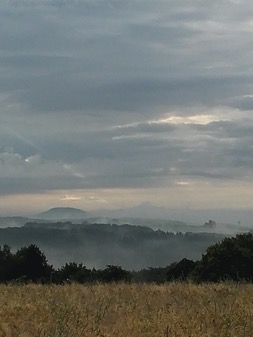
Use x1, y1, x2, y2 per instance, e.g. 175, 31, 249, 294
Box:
1, 0, 253, 216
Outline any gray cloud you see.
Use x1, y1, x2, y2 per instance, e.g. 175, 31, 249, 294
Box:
1, 0, 253, 209
1, 0, 252, 114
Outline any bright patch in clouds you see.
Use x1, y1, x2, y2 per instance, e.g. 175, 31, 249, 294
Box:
88, 195, 107, 203
176, 181, 192, 186
242, 94, 253, 98
60, 195, 81, 201
113, 109, 232, 131
157, 114, 227, 125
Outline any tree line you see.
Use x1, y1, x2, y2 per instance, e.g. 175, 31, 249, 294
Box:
1, 232, 253, 284
0, 244, 131, 284
0, 224, 223, 270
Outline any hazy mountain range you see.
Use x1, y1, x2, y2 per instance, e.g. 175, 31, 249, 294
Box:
32, 203, 253, 226
0, 205, 251, 235
91, 202, 253, 227
0, 205, 251, 269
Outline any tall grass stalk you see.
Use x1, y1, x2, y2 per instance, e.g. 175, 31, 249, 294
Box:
0, 283, 252, 337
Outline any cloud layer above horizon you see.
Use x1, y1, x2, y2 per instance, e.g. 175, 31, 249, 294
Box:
1, 0, 253, 212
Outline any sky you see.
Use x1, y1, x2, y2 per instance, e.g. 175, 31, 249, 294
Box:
1, 0, 253, 217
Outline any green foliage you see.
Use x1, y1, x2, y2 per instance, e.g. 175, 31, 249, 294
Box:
96, 265, 132, 283
166, 258, 197, 281
0, 244, 17, 282
0, 244, 52, 283
1, 232, 253, 284
0, 225, 224, 270
136, 233, 253, 283
132, 266, 169, 283
0, 244, 132, 284
56, 262, 91, 283
193, 233, 253, 282
15, 244, 53, 282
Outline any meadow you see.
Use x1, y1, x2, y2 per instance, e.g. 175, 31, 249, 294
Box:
0, 283, 252, 337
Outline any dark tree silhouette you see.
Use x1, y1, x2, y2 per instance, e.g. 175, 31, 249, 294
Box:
57, 262, 91, 283
15, 244, 53, 282
192, 233, 253, 282
97, 265, 132, 283
0, 244, 17, 282
166, 258, 197, 281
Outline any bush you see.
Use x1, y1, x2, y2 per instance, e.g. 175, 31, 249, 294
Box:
15, 244, 53, 282
56, 262, 91, 283
192, 233, 253, 282
166, 258, 197, 281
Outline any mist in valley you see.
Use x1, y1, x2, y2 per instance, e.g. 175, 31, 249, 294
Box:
0, 205, 252, 271
0, 206, 229, 270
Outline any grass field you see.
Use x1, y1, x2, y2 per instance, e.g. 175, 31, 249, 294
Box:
0, 283, 252, 337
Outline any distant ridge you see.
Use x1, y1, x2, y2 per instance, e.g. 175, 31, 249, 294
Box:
35, 207, 87, 220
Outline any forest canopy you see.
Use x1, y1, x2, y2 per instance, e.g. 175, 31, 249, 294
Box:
0, 233, 253, 284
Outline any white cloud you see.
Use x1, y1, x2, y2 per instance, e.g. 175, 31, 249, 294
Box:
152, 114, 227, 125
242, 94, 253, 98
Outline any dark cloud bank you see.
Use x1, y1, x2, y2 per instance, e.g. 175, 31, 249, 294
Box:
1, 0, 253, 220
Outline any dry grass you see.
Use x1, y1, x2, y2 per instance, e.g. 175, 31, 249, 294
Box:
0, 283, 253, 336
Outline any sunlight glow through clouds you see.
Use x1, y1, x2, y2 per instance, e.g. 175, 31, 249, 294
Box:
157, 115, 225, 125
113, 108, 233, 131
88, 195, 107, 203
63, 164, 85, 179
60, 195, 81, 201
176, 181, 192, 186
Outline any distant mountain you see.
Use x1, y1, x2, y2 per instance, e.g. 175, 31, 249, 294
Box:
90, 203, 253, 228
35, 207, 87, 220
